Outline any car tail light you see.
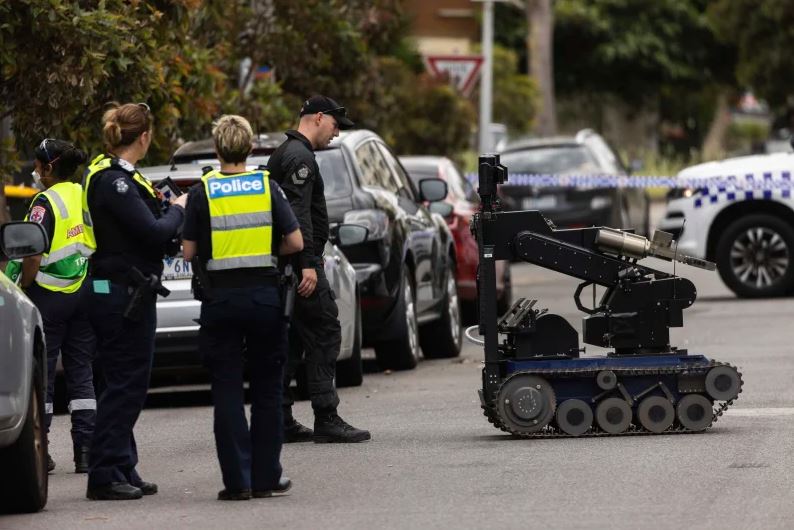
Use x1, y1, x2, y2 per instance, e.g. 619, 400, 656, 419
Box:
344, 209, 390, 240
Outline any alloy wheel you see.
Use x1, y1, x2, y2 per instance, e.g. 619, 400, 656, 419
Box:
730, 227, 790, 289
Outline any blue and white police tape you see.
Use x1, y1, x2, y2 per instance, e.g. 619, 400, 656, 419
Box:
464, 171, 794, 190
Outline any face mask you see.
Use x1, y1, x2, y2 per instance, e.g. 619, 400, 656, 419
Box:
31, 170, 43, 189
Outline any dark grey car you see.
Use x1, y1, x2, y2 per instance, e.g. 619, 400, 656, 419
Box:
497, 129, 650, 235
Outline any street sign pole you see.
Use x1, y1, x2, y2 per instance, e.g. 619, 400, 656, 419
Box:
478, 0, 494, 153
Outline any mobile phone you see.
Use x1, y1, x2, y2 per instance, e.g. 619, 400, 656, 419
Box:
154, 177, 183, 202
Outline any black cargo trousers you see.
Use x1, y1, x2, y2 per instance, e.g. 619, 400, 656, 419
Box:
282, 265, 341, 415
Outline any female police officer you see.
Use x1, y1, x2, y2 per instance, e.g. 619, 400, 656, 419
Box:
82, 102, 187, 501
182, 115, 302, 501
9, 139, 96, 474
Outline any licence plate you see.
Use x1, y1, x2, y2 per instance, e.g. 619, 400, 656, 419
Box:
162, 257, 193, 280
522, 195, 557, 210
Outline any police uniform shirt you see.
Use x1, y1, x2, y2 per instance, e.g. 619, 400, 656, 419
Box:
182, 175, 298, 287
266, 130, 329, 270
88, 164, 185, 279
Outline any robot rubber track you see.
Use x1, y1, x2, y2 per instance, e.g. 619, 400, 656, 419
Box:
480, 360, 743, 438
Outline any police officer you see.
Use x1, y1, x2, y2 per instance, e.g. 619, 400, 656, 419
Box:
182, 115, 302, 500
6, 139, 96, 474
83, 102, 187, 500
268, 95, 370, 443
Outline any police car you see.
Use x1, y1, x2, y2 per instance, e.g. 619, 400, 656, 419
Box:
658, 148, 794, 297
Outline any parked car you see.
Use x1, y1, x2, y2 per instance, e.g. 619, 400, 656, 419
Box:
400, 155, 512, 319
171, 129, 460, 370
497, 129, 650, 235
0, 221, 48, 513
140, 162, 366, 386
658, 150, 794, 298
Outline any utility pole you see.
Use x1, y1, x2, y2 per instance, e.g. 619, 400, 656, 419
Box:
477, 0, 495, 153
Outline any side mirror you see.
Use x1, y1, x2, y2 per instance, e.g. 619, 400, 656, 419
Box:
332, 223, 369, 247
418, 178, 447, 203
1, 222, 49, 259
428, 201, 454, 219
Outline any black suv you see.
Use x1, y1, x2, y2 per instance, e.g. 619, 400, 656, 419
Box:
172, 130, 462, 370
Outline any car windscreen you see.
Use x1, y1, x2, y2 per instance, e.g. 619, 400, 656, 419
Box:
314, 149, 352, 199
500, 146, 602, 175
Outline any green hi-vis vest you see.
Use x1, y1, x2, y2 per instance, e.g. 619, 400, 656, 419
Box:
81, 154, 158, 250
27, 181, 94, 293
201, 169, 274, 271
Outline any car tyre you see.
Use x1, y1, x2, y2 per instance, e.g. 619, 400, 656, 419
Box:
374, 268, 420, 370
716, 214, 794, 298
0, 357, 48, 514
336, 297, 364, 387
421, 264, 463, 359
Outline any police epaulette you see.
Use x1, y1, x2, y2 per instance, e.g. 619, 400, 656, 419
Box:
202, 165, 214, 175
111, 157, 136, 174
257, 164, 267, 171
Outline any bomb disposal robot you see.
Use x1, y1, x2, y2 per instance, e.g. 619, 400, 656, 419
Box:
472, 155, 742, 437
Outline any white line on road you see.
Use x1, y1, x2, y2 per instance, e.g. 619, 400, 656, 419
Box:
725, 408, 794, 417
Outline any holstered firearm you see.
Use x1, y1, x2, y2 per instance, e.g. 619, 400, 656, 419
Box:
124, 266, 171, 322
190, 256, 213, 301
280, 263, 297, 322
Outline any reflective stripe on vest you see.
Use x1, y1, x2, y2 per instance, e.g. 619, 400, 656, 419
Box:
201, 170, 274, 271
27, 182, 92, 293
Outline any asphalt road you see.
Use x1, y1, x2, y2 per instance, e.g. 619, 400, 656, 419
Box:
3, 260, 793, 530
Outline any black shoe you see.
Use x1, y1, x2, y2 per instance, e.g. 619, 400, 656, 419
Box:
74, 446, 90, 474
284, 418, 314, 443
86, 482, 143, 501
218, 489, 251, 501
133, 481, 158, 495
253, 477, 292, 498
47, 454, 56, 473
313, 414, 371, 443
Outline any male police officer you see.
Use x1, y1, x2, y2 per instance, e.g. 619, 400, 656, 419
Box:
268, 95, 370, 443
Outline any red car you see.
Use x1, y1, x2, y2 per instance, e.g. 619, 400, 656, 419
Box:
401, 156, 512, 321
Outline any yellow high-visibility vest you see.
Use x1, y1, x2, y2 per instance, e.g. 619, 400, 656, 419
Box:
201, 169, 274, 271
81, 154, 158, 250
27, 181, 94, 293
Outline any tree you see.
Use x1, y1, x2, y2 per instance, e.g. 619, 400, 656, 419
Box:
0, 1, 222, 173
708, 0, 794, 108
526, 0, 557, 134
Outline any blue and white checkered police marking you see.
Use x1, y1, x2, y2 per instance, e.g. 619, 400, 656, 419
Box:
207, 173, 267, 199
465, 170, 794, 208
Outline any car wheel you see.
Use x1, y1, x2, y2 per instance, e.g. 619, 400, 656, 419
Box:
716, 214, 794, 298
374, 268, 420, 370
0, 357, 48, 514
336, 298, 363, 387
420, 264, 463, 359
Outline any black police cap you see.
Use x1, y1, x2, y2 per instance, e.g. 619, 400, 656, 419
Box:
299, 95, 354, 129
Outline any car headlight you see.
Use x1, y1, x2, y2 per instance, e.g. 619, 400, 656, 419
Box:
343, 209, 390, 241
667, 187, 695, 200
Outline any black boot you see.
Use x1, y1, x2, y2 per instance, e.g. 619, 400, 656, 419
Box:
74, 445, 90, 474
313, 414, 371, 443
86, 482, 143, 501
284, 417, 314, 443
253, 477, 292, 498
47, 453, 56, 473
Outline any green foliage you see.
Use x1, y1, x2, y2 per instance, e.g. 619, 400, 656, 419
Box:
0, 0, 476, 180
553, 0, 734, 105
471, 45, 538, 135
372, 57, 475, 155
0, 0, 221, 174
708, 0, 794, 107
